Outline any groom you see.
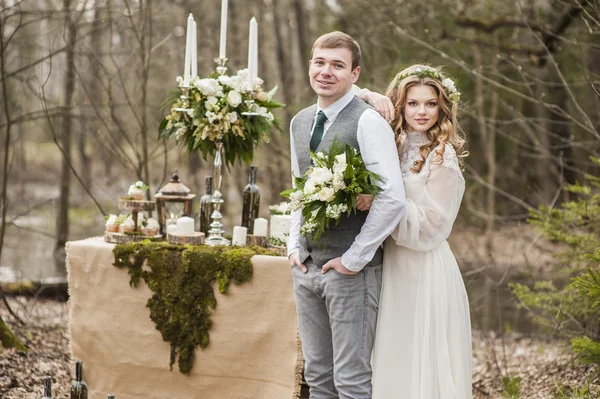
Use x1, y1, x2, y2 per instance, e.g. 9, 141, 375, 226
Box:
287, 31, 405, 398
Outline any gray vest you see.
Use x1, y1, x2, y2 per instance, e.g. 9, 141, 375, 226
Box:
292, 96, 383, 268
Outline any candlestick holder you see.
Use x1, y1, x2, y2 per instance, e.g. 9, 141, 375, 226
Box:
214, 57, 228, 76
174, 85, 194, 113
205, 140, 230, 246
241, 99, 260, 116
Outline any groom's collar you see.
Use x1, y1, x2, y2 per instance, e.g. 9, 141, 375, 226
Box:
316, 90, 355, 122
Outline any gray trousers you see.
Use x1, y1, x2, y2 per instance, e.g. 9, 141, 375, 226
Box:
292, 261, 382, 399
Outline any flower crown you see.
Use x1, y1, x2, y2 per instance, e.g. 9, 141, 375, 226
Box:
396, 67, 461, 103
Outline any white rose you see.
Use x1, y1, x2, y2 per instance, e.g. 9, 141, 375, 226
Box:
227, 112, 238, 123
304, 179, 317, 195
195, 78, 223, 97
135, 181, 145, 188
218, 75, 234, 87
334, 153, 346, 165
442, 78, 456, 93
252, 77, 264, 86
310, 167, 333, 184
318, 187, 335, 202
227, 90, 242, 107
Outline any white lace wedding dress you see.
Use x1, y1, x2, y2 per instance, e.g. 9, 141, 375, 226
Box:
372, 131, 472, 399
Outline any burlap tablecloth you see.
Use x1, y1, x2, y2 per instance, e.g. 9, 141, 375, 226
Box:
66, 237, 300, 399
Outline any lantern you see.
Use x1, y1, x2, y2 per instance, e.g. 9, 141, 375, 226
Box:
155, 172, 196, 235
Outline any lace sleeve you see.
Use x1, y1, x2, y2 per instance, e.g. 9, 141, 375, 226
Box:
391, 144, 464, 251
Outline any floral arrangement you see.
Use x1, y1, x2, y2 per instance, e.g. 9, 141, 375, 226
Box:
158, 69, 283, 168
269, 201, 292, 215
396, 67, 461, 103
280, 140, 384, 243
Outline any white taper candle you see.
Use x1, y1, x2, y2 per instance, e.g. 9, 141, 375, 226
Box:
191, 19, 197, 79
247, 17, 257, 90
219, 0, 228, 59
183, 13, 194, 86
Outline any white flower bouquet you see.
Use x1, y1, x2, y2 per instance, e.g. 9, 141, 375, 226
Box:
281, 140, 384, 243
158, 69, 283, 168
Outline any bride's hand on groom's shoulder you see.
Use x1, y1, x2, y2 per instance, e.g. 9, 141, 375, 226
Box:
322, 257, 357, 275
360, 91, 395, 123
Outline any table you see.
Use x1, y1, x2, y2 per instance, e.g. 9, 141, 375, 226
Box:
66, 237, 300, 399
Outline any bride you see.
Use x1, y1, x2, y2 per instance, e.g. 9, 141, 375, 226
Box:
358, 65, 472, 398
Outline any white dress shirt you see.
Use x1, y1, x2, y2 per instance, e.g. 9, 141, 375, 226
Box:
287, 89, 406, 272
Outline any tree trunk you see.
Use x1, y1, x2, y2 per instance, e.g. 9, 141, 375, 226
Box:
0, 9, 13, 271
472, 42, 498, 256
54, 0, 76, 276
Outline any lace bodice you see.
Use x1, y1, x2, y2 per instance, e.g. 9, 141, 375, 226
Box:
400, 131, 460, 178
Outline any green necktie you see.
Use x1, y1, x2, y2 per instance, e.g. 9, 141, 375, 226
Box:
309, 111, 328, 152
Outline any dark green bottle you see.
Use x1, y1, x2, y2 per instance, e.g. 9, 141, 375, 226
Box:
199, 176, 213, 235
70, 361, 88, 399
241, 166, 260, 234
41, 376, 53, 399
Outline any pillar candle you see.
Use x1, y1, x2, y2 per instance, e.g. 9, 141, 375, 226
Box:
232, 226, 247, 246
183, 13, 194, 86
253, 217, 268, 237
166, 224, 178, 235
177, 216, 195, 235
219, 0, 228, 59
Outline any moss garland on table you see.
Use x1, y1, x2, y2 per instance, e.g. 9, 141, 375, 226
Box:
112, 241, 276, 374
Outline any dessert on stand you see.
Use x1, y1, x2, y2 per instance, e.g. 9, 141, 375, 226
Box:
104, 181, 159, 244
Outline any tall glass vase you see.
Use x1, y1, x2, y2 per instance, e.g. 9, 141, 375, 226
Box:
205, 140, 230, 246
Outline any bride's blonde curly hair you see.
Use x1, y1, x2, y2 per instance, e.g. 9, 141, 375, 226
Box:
385, 64, 468, 173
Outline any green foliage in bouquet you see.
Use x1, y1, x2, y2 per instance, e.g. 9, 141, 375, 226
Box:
511, 157, 600, 369
158, 69, 284, 168
280, 139, 383, 244
113, 241, 276, 374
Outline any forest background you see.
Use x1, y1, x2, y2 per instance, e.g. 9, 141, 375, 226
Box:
1, 0, 600, 398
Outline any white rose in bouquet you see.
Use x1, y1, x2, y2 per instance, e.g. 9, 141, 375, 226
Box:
304, 179, 317, 195
217, 75, 234, 87
227, 90, 243, 107
318, 187, 335, 202
195, 78, 223, 97
333, 154, 347, 174
310, 167, 333, 184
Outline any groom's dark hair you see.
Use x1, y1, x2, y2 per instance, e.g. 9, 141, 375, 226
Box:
312, 31, 361, 70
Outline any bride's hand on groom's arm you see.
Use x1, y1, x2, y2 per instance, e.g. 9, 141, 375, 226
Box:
322, 257, 358, 275
357, 194, 374, 211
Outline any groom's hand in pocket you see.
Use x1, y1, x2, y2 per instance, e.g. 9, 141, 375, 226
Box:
289, 252, 308, 274
322, 257, 357, 275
